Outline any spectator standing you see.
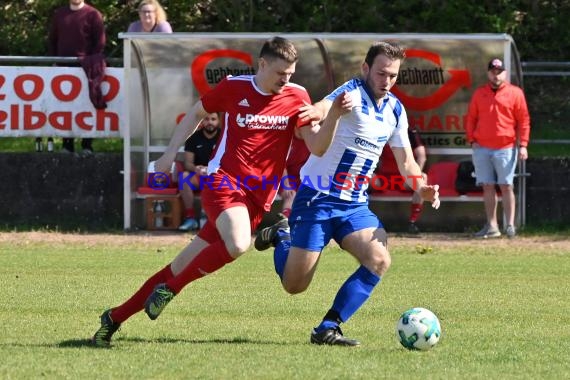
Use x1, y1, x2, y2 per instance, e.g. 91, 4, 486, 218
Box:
48, 0, 106, 154
466, 58, 531, 238
127, 0, 173, 33
178, 113, 221, 231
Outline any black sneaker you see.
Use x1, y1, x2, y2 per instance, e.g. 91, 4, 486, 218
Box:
92, 309, 121, 347
254, 214, 290, 251
310, 327, 360, 347
408, 222, 420, 234
144, 283, 175, 320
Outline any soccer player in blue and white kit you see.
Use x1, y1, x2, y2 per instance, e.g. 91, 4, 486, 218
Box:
255, 41, 441, 346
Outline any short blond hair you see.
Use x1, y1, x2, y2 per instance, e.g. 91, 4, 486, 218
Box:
137, 0, 167, 24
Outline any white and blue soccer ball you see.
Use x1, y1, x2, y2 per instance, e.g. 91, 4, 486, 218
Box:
396, 307, 441, 350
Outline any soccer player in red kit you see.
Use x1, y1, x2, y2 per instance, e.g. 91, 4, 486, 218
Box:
92, 36, 352, 346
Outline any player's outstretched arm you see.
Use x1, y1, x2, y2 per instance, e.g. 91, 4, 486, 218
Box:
393, 146, 440, 209
154, 101, 208, 173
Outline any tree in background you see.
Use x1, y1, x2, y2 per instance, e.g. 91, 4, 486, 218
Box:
1, 0, 569, 61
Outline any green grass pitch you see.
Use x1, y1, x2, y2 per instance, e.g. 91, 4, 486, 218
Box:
0, 233, 569, 379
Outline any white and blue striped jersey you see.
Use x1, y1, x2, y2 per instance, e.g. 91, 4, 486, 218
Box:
300, 78, 411, 202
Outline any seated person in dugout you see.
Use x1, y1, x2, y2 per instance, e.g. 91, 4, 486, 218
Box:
373, 124, 427, 234
178, 112, 221, 231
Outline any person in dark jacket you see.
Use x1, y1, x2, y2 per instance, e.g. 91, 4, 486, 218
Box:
48, 0, 106, 154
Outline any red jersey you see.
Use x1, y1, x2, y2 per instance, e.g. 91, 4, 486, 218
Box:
466, 82, 531, 149
201, 75, 311, 210
286, 137, 311, 175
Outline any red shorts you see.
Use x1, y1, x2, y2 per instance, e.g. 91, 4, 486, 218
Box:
197, 173, 265, 244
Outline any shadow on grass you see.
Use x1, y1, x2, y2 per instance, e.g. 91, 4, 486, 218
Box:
56, 336, 284, 348
58, 339, 96, 348
125, 336, 281, 345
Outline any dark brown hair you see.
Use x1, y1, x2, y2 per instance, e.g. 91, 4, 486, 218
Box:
259, 36, 298, 64
364, 41, 406, 67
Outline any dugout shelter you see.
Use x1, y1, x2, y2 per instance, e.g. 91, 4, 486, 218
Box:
121, 33, 525, 231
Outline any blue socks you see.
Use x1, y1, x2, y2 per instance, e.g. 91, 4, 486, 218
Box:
273, 230, 381, 333
315, 265, 380, 332
273, 230, 291, 280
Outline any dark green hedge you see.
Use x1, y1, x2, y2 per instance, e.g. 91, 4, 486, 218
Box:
1, 0, 569, 61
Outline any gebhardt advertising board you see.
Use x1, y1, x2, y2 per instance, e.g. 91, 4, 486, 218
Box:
121, 33, 519, 152
0, 67, 124, 137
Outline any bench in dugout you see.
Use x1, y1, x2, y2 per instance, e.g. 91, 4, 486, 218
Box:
367, 160, 533, 230
135, 161, 186, 230
368, 161, 491, 202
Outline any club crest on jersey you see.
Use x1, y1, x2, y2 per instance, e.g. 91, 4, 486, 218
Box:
236, 113, 289, 130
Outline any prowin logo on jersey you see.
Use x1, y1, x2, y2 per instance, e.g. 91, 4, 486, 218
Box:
236, 113, 289, 130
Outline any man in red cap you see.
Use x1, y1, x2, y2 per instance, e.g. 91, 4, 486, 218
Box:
466, 58, 531, 238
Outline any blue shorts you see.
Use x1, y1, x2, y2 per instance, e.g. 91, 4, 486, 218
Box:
472, 146, 517, 186
289, 185, 383, 252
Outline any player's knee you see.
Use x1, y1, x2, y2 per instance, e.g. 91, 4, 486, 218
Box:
382, 252, 392, 271
281, 274, 310, 294
368, 250, 391, 276
282, 280, 309, 295
224, 237, 251, 257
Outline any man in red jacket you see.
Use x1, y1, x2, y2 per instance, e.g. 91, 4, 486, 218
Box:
466, 58, 531, 238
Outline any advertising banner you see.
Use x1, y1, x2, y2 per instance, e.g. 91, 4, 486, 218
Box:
0, 67, 124, 137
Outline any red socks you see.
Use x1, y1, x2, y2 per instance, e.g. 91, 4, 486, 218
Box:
110, 264, 174, 323
109, 241, 234, 323
166, 241, 234, 294
281, 208, 291, 218
409, 203, 423, 223
185, 208, 196, 219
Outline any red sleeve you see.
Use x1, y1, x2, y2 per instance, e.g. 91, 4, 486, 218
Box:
515, 88, 531, 147
200, 77, 230, 112
295, 87, 313, 129
465, 88, 480, 144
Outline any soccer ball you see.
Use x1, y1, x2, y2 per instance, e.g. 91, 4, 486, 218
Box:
396, 307, 441, 350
